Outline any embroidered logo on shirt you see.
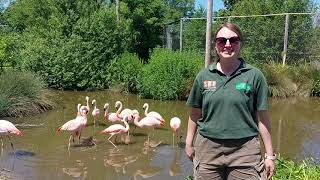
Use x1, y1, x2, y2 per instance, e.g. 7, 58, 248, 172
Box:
235, 82, 251, 93
204, 80, 216, 90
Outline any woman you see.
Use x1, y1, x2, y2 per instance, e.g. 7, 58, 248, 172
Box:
185, 22, 275, 180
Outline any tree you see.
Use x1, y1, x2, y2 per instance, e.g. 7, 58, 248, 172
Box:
218, 0, 314, 63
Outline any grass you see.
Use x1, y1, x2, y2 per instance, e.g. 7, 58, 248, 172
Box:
184, 156, 320, 180
0, 70, 54, 117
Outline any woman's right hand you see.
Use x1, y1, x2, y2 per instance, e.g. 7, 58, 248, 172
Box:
185, 144, 194, 161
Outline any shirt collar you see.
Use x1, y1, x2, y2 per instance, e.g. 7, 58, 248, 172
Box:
208, 58, 252, 73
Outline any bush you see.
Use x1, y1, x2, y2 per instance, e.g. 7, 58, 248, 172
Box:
273, 156, 320, 180
261, 62, 297, 98
108, 52, 143, 93
0, 70, 54, 117
137, 48, 203, 100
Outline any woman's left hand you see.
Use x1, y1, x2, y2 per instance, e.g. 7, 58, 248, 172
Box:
265, 159, 275, 179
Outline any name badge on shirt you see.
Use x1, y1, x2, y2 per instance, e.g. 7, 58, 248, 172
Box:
204, 80, 216, 91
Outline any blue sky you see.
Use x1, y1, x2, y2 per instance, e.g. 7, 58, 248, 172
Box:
195, 0, 225, 10
195, 0, 320, 11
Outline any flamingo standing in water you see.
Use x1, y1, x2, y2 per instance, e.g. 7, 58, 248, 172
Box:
100, 115, 130, 149
0, 120, 23, 153
170, 117, 181, 148
133, 113, 165, 146
103, 102, 122, 123
91, 99, 100, 125
117, 101, 134, 121
142, 103, 165, 123
56, 104, 88, 150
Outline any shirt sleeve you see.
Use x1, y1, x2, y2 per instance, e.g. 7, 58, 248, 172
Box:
255, 70, 269, 111
186, 72, 203, 108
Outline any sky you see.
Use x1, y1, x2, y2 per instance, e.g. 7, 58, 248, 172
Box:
195, 0, 225, 10
195, 0, 320, 11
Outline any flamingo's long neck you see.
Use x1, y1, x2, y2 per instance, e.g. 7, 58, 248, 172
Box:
133, 115, 140, 127
93, 101, 97, 110
123, 120, 129, 132
144, 104, 149, 117
116, 102, 122, 116
104, 107, 109, 119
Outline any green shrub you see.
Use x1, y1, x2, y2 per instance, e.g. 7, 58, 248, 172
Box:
137, 48, 203, 100
288, 63, 319, 97
273, 156, 320, 180
0, 70, 54, 117
108, 52, 143, 93
261, 62, 297, 98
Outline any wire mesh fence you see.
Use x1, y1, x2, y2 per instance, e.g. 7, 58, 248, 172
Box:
162, 12, 320, 65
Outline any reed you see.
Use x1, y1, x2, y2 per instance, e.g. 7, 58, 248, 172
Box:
0, 70, 54, 117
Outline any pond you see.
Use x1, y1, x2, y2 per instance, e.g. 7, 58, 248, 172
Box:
0, 90, 319, 179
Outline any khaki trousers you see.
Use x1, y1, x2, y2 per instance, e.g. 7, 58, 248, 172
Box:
193, 133, 267, 180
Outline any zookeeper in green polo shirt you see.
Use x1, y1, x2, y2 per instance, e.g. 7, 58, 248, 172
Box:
185, 22, 276, 180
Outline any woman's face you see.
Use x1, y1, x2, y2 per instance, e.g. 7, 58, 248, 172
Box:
215, 27, 241, 61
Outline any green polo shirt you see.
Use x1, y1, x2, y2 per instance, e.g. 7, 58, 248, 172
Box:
186, 59, 268, 139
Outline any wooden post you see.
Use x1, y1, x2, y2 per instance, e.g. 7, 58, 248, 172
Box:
282, 14, 289, 66
116, 0, 120, 23
180, 18, 183, 52
205, 0, 213, 67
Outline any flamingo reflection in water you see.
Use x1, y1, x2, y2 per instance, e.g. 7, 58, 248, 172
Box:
62, 159, 87, 179
104, 149, 138, 174
132, 166, 161, 180
0, 120, 23, 154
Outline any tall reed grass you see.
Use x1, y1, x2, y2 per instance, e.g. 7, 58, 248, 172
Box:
0, 70, 54, 117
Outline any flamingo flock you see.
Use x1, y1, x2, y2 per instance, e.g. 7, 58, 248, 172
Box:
0, 96, 183, 153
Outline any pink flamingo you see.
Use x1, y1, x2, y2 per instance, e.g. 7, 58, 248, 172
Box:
117, 101, 134, 121
142, 103, 165, 123
170, 117, 181, 147
133, 113, 165, 146
103, 102, 122, 123
91, 99, 100, 125
0, 120, 23, 152
100, 115, 130, 149
56, 104, 88, 150
77, 96, 90, 116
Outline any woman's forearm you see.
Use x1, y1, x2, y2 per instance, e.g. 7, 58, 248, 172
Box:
186, 108, 202, 146
257, 110, 274, 155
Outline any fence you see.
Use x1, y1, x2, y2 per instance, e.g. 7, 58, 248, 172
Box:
163, 12, 320, 65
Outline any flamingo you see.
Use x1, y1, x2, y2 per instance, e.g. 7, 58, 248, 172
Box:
77, 96, 90, 116
117, 101, 134, 121
133, 113, 165, 146
170, 117, 181, 148
142, 103, 165, 123
100, 115, 130, 149
0, 120, 23, 153
129, 109, 139, 134
84, 96, 90, 114
56, 104, 88, 150
91, 99, 100, 125
103, 102, 122, 123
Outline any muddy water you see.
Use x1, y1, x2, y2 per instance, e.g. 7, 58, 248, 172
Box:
0, 90, 319, 179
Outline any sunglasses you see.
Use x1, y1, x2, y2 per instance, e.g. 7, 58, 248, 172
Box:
215, 36, 241, 46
